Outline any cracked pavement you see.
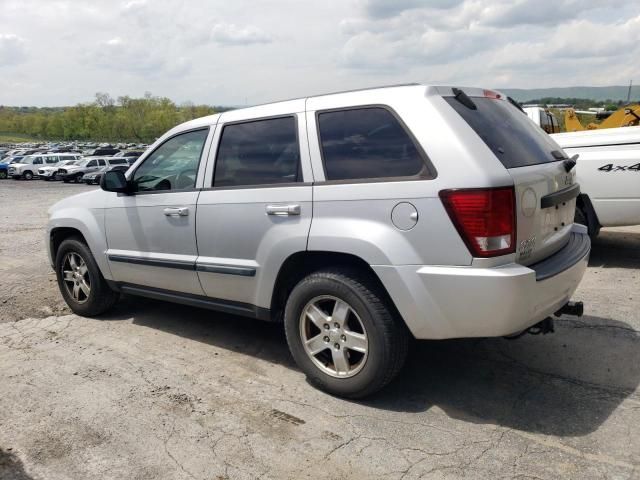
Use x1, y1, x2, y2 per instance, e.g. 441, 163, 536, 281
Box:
1, 181, 639, 479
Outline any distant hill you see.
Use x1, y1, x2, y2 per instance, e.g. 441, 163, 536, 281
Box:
501, 85, 640, 103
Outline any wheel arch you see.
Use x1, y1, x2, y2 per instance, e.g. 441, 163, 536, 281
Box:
269, 250, 404, 328
50, 227, 88, 261
576, 193, 601, 237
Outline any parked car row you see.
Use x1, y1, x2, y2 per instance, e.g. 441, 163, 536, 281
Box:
0, 148, 143, 184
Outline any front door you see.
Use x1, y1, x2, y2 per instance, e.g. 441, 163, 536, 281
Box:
196, 107, 313, 312
104, 128, 211, 294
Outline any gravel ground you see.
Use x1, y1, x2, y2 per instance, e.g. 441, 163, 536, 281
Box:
0, 180, 639, 479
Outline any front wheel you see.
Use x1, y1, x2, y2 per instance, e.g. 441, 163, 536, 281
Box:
284, 269, 409, 398
55, 238, 119, 316
74, 173, 83, 183
0, 171, 6, 180
23, 171, 33, 180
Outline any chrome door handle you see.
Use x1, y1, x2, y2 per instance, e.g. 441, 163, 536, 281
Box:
265, 204, 301, 216
163, 207, 189, 217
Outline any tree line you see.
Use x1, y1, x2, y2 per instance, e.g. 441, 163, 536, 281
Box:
0, 93, 228, 143
524, 97, 630, 111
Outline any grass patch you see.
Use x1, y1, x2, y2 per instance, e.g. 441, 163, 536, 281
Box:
0, 132, 40, 143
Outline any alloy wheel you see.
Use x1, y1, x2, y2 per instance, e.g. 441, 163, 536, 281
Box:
61, 252, 91, 304
299, 295, 368, 378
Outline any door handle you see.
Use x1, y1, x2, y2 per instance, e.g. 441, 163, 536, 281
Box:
265, 204, 301, 216
163, 207, 189, 217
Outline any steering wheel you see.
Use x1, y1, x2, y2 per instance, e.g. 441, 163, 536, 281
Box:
175, 169, 197, 190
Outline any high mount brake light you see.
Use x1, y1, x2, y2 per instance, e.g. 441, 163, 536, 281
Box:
440, 187, 516, 258
483, 90, 502, 100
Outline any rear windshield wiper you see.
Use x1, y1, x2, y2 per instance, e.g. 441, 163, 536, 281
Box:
452, 88, 477, 110
507, 96, 525, 113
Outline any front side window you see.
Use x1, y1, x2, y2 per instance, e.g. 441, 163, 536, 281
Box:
213, 116, 300, 188
317, 107, 427, 181
132, 129, 208, 192
87, 160, 97, 167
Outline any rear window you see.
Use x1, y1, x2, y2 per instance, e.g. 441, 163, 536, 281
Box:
318, 107, 428, 181
213, 116, 300, 188
445, 97, 562, 169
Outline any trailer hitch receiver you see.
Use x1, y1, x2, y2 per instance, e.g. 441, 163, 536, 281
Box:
554, 301, 584, 317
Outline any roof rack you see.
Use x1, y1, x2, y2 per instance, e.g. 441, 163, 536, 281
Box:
246, 83, 422, 109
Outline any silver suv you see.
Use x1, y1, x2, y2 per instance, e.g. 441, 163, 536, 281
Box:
47, 84, 590, 397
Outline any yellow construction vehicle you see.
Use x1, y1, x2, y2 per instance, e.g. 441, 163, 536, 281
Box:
564, 104, 640, 132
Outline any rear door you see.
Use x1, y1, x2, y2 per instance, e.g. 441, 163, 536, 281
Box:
445, 91, 577, 265
195, 101, 313, 311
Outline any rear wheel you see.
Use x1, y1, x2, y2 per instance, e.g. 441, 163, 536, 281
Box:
0, 171, 6, 179
575, 204, 600, 238
284, 269, 409, 398
55, 238, 119, 316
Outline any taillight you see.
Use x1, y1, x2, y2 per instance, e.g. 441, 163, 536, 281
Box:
439, 187, 516, 258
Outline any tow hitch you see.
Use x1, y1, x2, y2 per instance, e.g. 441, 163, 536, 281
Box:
554, 301, 584, 318
504, 301, 584, 340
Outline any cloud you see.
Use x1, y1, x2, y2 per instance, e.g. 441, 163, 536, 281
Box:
0, 33, 27, 65
0, 0, 638, 106
210, 22, 272, 46
87, 36, 190, 77
360, 0, 464, 18
479, 0, 618, 27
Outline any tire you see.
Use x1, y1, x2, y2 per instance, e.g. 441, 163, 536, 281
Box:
0, 171, 6, 180
63, 178, 70, 183
574, 206, 588, 229
55, 237, 119, 316
23, 171, 33, 180
74, 173, 83, 183
575, 205, 600, 238
284, 268, 409, 398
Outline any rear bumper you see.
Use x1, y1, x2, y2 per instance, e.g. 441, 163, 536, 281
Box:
373, 225, 590, 340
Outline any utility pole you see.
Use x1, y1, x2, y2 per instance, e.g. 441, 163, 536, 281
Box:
627, 79, 633, 104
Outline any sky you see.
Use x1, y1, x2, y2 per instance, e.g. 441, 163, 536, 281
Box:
1, 0, 639, 106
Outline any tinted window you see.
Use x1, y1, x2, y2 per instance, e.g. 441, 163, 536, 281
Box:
445, 97, 562, 168
109, 159, 128, 165
87, 160, 97, 167
213, 116, 300, 187
317, 107, 426, 181
133, 129, 208, 192
98, 159, 106, 166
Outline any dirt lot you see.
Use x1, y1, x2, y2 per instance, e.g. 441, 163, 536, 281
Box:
1, 180, 639, 479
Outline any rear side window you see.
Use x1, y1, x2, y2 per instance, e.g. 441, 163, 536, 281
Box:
213, 116, 300, 188
445, 97, 562, 169
317, 107, 428, 181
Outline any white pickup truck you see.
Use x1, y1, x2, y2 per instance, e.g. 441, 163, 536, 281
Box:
550, 126, 640, 236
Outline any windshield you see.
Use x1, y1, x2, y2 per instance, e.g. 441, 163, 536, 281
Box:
74, 159, 89, 167
56, 160, 77, 167
444, 96, 564, 169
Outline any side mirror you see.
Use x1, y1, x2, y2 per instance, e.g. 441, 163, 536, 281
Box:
101, 170, 130, 193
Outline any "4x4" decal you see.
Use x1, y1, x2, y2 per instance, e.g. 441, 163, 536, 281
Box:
598, 163, 640, 172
